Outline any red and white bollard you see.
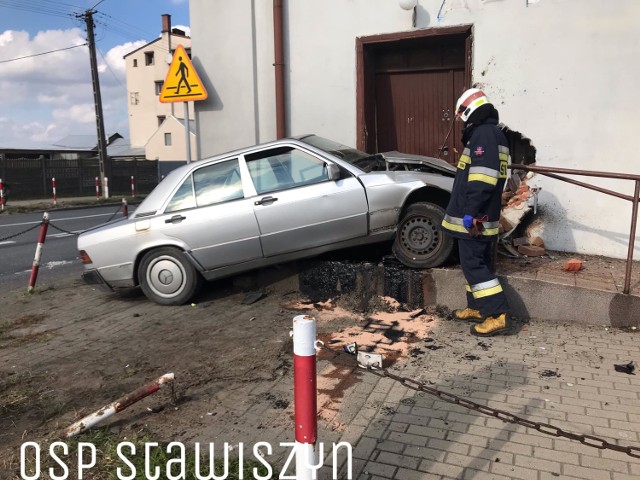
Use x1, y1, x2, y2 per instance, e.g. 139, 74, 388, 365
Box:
0, 177, 4, 211
52, 177, 57, 207
95, 177, 100, 200
122, 198, 128, 217
293, 315, 318, 479
103, 176, 109, 199
28, 212, 49, 293
62, 373, 175, 438
131, 175, 135, 198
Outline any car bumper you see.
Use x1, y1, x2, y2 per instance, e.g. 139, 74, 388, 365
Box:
82, 269, 113, 292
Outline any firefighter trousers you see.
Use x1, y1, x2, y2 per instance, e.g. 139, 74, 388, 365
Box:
458, 238, 509, 317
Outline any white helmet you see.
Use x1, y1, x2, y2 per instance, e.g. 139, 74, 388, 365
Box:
456, 88, 490, 122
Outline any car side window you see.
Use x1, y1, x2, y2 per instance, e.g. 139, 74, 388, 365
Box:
193, 159, 244, 207
246, 147, 329, 195
165, 176, 196, 213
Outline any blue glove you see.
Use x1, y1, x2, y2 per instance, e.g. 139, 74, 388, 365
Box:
463, 214, 474, 229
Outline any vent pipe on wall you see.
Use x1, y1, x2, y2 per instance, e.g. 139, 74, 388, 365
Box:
273, 0, 286, 139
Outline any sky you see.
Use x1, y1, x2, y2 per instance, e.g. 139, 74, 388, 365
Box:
0, 0, 190, 148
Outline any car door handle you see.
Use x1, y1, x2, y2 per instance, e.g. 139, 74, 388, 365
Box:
165, 215, 186, 224
254, 196, 278, 206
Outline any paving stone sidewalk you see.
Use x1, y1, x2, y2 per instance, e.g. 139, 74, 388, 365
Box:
322, 318, 640, 480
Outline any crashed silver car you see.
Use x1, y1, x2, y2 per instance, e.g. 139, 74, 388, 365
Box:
78, 135, 455, 305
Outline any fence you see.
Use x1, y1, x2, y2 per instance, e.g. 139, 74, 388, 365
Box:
0, 155, 159, 200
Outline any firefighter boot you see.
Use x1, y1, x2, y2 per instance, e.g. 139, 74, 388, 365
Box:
470, 313, 511, 337
453, 308, 484, 322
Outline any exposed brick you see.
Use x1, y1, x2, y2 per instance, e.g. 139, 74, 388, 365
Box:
518, 244, 546, 256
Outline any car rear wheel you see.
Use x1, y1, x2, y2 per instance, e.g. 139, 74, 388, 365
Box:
392, 202, 454, 269
139, 247, 202, 305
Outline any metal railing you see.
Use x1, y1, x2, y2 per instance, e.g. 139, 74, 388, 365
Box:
508, 164, 640, 295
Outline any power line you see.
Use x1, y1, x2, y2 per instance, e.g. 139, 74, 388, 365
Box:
0, 43, 87, 64
0, 0, 80, 19
97, 46, 126, 92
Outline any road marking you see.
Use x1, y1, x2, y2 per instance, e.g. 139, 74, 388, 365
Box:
0, 240, 16, 246
0, 212, 116, 229
49, 231, 82, 238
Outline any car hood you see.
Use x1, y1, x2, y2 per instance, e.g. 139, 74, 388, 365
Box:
382, 151, 456, 177
358, 169, 454, 192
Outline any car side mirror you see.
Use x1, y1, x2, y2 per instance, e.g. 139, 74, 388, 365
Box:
327, 163, 340, 181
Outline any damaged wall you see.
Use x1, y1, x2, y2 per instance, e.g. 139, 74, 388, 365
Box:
417, 0, 640, 259
190, 0, 640, 259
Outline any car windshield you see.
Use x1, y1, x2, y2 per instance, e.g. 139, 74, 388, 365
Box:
296, 134, 372, 165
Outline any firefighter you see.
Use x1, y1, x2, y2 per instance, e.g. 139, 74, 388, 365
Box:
441, 88, 511, 337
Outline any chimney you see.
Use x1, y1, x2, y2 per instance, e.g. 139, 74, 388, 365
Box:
161, 14, 171, 33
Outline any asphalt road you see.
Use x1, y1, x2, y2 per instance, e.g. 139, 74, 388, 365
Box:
0, 204, 126, 291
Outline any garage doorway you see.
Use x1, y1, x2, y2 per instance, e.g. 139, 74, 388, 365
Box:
356, 26, 472, 165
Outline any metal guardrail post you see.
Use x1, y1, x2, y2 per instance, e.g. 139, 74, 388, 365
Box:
624, 180, 640, 294
509, 164, 639, 295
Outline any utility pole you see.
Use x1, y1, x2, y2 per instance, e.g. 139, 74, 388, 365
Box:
79, 8, 109, 197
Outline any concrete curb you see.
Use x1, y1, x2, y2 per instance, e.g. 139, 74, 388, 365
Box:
2, 201, 141, 215
423, 268, 640, 327
287, 260, 640, 328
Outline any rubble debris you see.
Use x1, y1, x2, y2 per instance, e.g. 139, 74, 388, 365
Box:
540, 369, 561, 378
517, 245, 546, 257
562, 259, 583, 272
529, 236, 545, 248
614, 361, 636, 375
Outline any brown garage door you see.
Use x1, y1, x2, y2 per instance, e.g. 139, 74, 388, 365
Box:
357, 28, 471, 165
375, 68, 465, 162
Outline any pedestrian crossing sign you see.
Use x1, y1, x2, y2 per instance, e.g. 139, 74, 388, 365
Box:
159, 44, 208, 103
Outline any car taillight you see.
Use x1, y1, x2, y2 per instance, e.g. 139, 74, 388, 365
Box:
79, 250, 92, 265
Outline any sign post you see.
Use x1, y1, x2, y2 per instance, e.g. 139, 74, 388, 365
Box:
159, 45, 208, 163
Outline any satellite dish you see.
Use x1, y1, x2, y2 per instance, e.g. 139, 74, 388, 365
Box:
165, 53, 173, 64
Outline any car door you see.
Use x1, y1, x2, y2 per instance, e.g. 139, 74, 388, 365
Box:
154, 158, 263, 270
244, 145, 369, 257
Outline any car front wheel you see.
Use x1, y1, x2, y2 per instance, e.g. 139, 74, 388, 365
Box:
138, 247, 202, 305
392, 202, 454, 269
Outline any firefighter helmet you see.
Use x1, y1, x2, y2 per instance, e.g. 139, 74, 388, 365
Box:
456, 88, 491, 122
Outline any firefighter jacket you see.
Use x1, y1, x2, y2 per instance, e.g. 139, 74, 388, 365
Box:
441, 117, 510, 241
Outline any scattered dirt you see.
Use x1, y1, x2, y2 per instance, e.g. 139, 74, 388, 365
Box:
0, 275, 448, 475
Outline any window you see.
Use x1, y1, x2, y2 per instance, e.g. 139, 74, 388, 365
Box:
145, 51, 154, 66
165, 176, 196, 213
157, 115, 166, 127
155, 81, 164, 95
133, 59, 138, 67
130, 92, 139, 105
246, 147, 329, 195
193, 159, 244, 207
164, 133, 172, 146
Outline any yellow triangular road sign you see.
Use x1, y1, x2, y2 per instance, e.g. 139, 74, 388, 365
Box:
159, 44, 208, 103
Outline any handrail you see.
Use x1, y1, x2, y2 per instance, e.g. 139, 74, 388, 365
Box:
508, 164, 639, 295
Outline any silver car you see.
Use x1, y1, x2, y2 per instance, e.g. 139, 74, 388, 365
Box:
78, 135, 455, 305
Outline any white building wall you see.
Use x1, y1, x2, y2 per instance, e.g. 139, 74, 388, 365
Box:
146, 116, 196, 162
190, 0, 640, 259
